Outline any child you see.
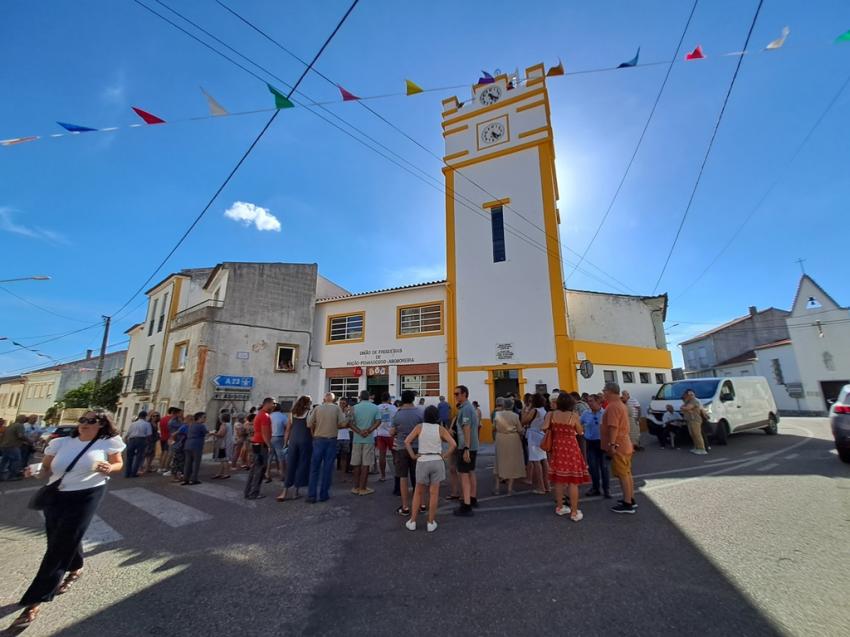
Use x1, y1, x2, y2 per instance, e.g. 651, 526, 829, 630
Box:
404, 406, 457, 533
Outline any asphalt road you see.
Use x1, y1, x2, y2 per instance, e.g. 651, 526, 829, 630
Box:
0, 417, 847, 636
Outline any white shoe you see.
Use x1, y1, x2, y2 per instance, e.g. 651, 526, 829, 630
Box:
427, 521, 438, 533
405, 520, 416, 531
162, 471, 172, 477
571, 510, 584, 522
555, 506, 570, 516
689, 449, 708, 455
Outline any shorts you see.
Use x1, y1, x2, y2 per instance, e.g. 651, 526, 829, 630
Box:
350, 442, 375, 467
393, 449, 417, 478
415, 458, 445, 485
456, 449, 478, 473
160, 440, 169, 453
375, 436, 393, 454
611, 453, 633, 479
216, 448, 227, 460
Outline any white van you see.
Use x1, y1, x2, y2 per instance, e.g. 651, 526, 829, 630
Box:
646, 377, 779, 445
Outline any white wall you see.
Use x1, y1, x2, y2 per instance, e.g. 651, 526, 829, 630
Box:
752, 343, 803, 413
577, 365, 671, 410
566, 290, 664, 349
0, 380, 24, 423
18, 370, 61, 417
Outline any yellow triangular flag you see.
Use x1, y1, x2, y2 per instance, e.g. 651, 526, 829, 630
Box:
405, 79, 424, 96
766, 26, 790, 50
201, 86, 228, 116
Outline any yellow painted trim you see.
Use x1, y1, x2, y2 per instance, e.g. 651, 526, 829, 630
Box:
171, 340, 189, 372
484, 368, 527, 443
526, 62, 546, 76
274, 342, 299, 373
476, 114, 510, 152
325, 310, 366, 345
442, 124, 468, 137
441, 108, 458, 118
572, 340, 673, 369
458, 362, 556, 372
395, 300, 445, 339
445, 170, 458, 400
445, 138, 546, 171
442, 88, 546, 128
154, 278, 181, 396
526, 77, 545, 87
443, 149, 469, 162
518, 125, 550, 139
516, 99, 546, 113
481, 198, 511, 209
538, 142, 576, 392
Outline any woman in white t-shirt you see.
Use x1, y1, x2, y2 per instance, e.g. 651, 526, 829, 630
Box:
523, 393, 551, 495
10, 412, 125, 630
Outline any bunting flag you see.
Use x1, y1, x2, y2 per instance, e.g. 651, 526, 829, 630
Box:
1, 135, 39, 146
57, 121, 97, 133
132, 107, 166, 124
477, 70, 495, 85
201, 87, 228, 115
405, 79, 424, 96
766, 26, 790, 50
618, 47, 640, 68
546, 59, 565, 76
267, 84, 295, 109
836, 29, 850, 43
337, 84, 360, 101
685, 45, 705, 60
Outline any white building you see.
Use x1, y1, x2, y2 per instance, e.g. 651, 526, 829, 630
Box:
0, 376, 24, 423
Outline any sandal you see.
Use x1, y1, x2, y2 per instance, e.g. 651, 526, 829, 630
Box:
10, 605, 40, 629
57, 569, 83, 595
445, 495, 460, 501
396, 506, 410, 516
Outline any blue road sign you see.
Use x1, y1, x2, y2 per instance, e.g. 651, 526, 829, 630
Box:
213, 375, 254, 389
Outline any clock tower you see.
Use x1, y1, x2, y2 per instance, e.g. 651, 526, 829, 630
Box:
443, 63, 575, 399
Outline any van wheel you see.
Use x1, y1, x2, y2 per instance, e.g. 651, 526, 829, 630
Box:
839, 448, 850, 464
714, 420, 729, 446
763, 414, 778, 435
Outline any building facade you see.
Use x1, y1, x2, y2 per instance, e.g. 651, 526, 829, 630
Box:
0, 376, 25, 423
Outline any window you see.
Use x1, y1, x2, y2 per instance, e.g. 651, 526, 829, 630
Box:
172, 341, 189, 371
720, 381, 735, 402
148, 299, 158, 336
622, 371, 635, 384
771, 358, 785, 385
697, 346, 708, 368
398, 302, 443, 337
655, 373, 667, 384
639, 372, 651, 384
275, 344, 298, 372
146, 344, 155, 369
400, 373, 440, 397
490, 205, 506, 263
603, 370, 617, 384
157, 293, 169, 332
328, 377, 359, 398
327, 312, 365, 343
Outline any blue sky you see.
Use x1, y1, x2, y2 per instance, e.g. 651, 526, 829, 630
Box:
1, 0, 848, 375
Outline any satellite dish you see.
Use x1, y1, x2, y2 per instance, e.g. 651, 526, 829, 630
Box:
579, 360, 594, 379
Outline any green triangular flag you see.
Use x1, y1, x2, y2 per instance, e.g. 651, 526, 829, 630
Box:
836, 29, 850, 43
267, 84, 294, 109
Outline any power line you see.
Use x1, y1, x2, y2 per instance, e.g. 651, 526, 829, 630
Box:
0, 323, 103, 357
567, 0, 699, 285
112, 0, 361, 319
0, 340, 131, 376
652, 0, 765, 293
0, 286, 92, 324
673, 71, 850, 300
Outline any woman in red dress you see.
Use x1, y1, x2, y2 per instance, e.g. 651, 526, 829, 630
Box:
543, 392, 590, 521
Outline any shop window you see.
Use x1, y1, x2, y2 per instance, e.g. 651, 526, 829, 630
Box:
603, 370, 617, 384
639, 372, 651, 384
655, 373, 666, 384
275, 344, 298, 372
329, 377, 359, 398
398, 303, 443, 337
172, 341, 189, 371
400, 373, 440, 397
327, 312, 365, 343
622, 371, 635, 384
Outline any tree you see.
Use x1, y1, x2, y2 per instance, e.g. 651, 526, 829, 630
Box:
55, 374, 123, 412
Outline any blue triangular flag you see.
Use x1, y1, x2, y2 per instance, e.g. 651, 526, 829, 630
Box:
477, 70, 495, 85
57, 121, 98, 133
617, 47, 640, 68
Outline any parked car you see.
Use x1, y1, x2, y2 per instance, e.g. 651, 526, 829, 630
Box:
647, 377, 779, 446
829, 384, 850, 463
36, 424, 77, 451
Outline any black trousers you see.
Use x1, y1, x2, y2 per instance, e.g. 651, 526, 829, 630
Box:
20, 485, 106, 606
244, 444, 268, 498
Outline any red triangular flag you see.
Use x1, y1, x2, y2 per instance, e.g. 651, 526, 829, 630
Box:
336, 84, 360, 101
131, 107, 166, 124
685, 45, 705, 61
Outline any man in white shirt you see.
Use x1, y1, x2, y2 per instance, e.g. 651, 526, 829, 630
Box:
125, 411, 152, 478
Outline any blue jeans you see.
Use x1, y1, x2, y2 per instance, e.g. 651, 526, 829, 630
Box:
308, 438, 338, 501
0, 447, 23, 480
125, 437, 147, 477
585, 439, 610, 494
269, 436, 287, 473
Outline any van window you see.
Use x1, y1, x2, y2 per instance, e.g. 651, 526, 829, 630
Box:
655, 379, 719, 401
719, 381, 735, 402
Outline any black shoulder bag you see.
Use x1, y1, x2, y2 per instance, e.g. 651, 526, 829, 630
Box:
28, 437, 99, 511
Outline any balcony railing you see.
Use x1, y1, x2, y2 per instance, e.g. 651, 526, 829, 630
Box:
132, 369, 154, 392
171, 299, 223, 330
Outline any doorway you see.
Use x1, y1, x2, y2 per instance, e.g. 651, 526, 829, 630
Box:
493, 369, 521, 401
367, 374, 389, 402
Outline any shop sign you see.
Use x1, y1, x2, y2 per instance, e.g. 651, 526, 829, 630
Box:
353, 366, 363, 377
344, 347, 415, 367
213, 390, 251, 400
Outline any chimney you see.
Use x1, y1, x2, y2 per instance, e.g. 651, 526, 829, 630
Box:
86, 349, 93, 359
748, 306, 757, 317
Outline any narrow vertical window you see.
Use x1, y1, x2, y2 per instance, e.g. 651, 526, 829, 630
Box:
490, 205, 506, 263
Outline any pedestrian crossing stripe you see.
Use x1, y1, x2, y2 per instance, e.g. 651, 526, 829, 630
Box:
83, 515, 123, 551
187, 482, 257, 508
111, 487, 212, 528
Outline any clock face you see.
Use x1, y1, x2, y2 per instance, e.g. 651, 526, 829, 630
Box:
480, 121, 506, 145
478, 85, 502, 106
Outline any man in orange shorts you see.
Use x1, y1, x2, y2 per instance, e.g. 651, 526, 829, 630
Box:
601, 382, 636, 514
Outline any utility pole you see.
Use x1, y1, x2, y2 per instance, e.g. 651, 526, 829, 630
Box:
93, 315, 111, 390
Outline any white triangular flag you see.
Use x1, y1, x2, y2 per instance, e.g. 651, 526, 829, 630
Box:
766, 26, 790, 50
201, 86, 228, 116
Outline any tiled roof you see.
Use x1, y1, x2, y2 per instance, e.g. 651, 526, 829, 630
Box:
316, 280, 446, 302
753, 338, 792, 350
715, 350, 757, 367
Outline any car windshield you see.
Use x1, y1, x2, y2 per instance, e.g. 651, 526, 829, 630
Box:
655, 380, 719, 401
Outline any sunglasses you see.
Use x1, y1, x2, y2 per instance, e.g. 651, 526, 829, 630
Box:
78, 417, 101, 425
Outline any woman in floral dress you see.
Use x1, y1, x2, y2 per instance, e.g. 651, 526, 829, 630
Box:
543, 392, 590, 521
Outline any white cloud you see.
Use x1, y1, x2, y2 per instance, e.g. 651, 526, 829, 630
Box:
0, 207, 68, 244
223, 201, 281, 232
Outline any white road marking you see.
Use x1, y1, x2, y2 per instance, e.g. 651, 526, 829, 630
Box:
111, 488, 212, 527
784, 453, 799, 460
0, 485, 41, 495
744, 450, 759, 456
187, 482, 256, 508
83, 515, 123, 551
756, 462, 779, 472
704, 457, 729, 463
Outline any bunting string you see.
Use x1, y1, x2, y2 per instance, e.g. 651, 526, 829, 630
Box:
2, 27, 848, 149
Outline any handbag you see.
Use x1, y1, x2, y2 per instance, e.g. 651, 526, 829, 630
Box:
539, 413, 554, 453
28, 437, 99, 511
